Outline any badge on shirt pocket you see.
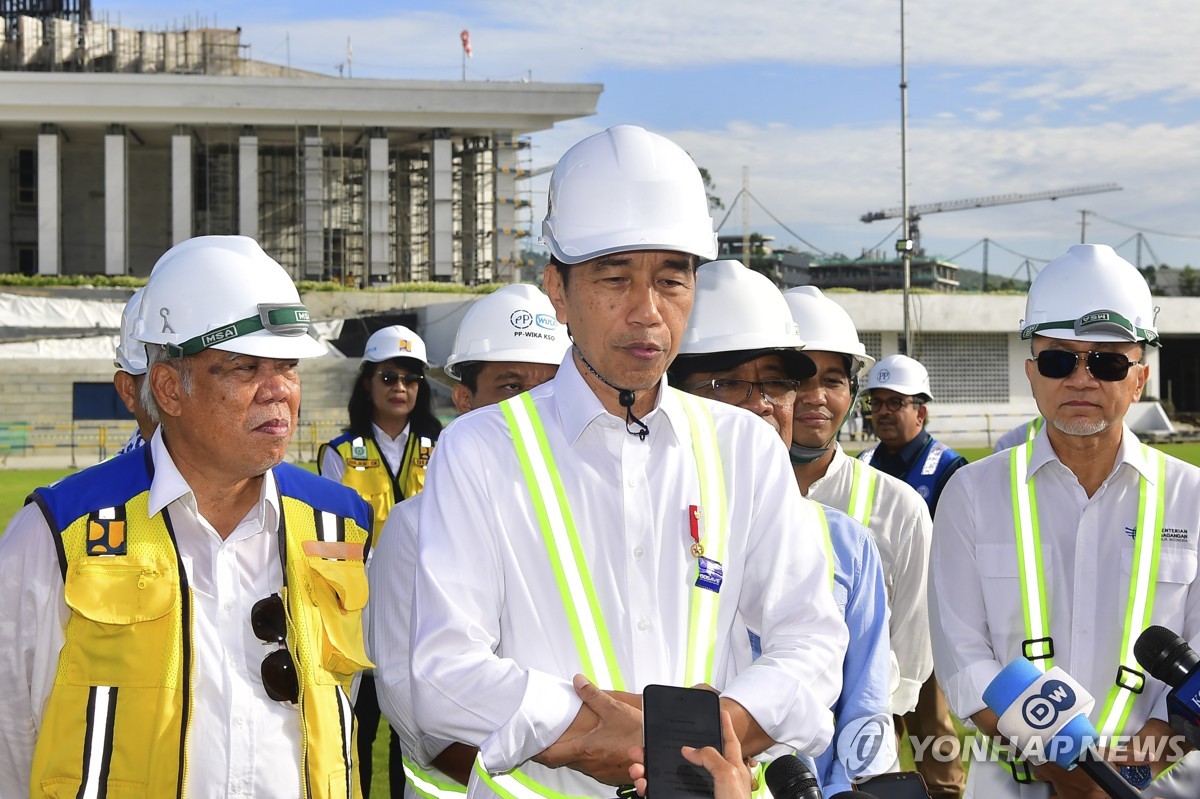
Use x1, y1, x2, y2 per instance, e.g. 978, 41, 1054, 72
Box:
87, 506, 127, 556
694, 556, 723, 593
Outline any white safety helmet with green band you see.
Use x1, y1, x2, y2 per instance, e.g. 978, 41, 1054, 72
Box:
1020, 243, 1159, 347
134, 235, 327, 359
540, 125, 718, 264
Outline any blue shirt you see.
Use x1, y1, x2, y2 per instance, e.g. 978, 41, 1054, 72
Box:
751, 504, 896, 795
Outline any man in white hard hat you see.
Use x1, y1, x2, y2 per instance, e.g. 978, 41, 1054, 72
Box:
670, 261, 895, 796
931, 243, 1200, 799
781, 288, 934, 727
371, 284, 570, 799
407, 125, 846, 799
111, 285, 157, 455
0, 235, 375, 799
859, 352, 966, 799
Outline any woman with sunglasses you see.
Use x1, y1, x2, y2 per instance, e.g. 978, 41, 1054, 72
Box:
929, 244, 1200, 799
319, 324, 443, 799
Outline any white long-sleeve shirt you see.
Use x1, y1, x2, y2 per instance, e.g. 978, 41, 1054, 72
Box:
930, 424, 1200, 798
805, 443, 934, 715
402, 357, 847, 799
0, 429, 302, 799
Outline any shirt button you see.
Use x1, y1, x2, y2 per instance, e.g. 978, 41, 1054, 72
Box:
637, 618, 651, 631
627, 478, 637, 488
633, 546, 645, 559
223, 601, 234, 613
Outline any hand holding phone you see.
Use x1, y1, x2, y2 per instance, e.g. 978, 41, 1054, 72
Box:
642, 685, 723, 799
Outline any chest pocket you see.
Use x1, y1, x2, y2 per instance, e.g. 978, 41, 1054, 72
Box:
302, 556, 374, 681
62, 556, 177, 686
1121, 545, 1196, 633
976, 542, 1025, 639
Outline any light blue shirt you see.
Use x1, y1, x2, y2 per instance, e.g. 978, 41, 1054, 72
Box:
752, 503, 896, 795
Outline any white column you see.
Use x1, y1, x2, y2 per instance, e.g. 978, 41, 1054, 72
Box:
238, 128, 258, 239
36, 126, 61, 275
302, 129, 324, 279
171, 131, 192, 244
366, 132, 391, 286
429, 136, 454, 280
104, 126, 128, 275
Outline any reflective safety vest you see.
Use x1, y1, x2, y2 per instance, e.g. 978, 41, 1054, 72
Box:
987, 439, 1168, 782
845, 457, 879, 529
479, 389, 748, 799
859, 437, 961, 507
29, 449, 375, 799
403, 756, 468, 799
320, 432, 434, 536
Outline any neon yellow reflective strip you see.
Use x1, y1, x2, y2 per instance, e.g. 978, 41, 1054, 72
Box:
403, 757, 467, 799
1026, 416, 1044, 443
474, 756, 593, 799
677, 390, 729, 687
1096, 446, 1166, 737
811, 503, 835, 590
1010, 442, 1053, 671
846, 458, 878, 528
500, 394, 624, 691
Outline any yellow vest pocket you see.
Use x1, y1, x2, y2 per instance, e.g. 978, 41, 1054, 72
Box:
305, 557, 374, 678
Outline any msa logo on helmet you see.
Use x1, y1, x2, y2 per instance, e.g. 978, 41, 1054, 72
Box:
1021, 680, 1077, 730
535, 313, 558, 330
511, 310, 533, 330
1079, 312, 1111, 326
201, 324, 240, 348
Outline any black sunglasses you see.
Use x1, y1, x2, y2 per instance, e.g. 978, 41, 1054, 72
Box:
868, 396, 924, 413
1032, 350, 1136, 382
378, 370, 423, 387
251, 593, 299, 703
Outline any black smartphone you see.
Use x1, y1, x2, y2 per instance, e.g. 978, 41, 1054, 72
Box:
642, 684, 722, 799
854, 771, 932, 799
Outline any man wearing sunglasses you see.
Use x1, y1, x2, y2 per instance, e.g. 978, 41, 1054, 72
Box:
671, 260, 897, 797
370, 284, 570, 799
0, 236, 375, 799
930, 244, 1200, 799
407, 126, 846, 799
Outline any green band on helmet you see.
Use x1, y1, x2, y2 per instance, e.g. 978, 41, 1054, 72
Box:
167, 304, 312, 357
1020, 309, 1159, 347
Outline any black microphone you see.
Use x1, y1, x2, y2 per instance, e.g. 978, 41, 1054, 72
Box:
828, 793, 879, 799
1134, 625, 1200, 749
765, 755, 823, 799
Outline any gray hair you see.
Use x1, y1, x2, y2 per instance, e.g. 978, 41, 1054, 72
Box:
141, 344, 194, 423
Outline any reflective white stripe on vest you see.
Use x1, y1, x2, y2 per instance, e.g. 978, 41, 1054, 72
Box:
475, 757, 593, 799
404, 757, 467, 799
80, 685, 117, 799
1026, 416, 1044, 444
1010, 440, 1167, 737
846, 458, 878, 528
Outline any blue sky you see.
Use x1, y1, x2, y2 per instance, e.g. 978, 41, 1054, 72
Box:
100, 0, 1200, 279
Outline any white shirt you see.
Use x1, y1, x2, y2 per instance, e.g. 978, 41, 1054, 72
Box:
930, 424, 1200, 798
0, 429, 302, 799
321, 422, 410, 483
806, 444, 934, 715
404, 357, 847, 799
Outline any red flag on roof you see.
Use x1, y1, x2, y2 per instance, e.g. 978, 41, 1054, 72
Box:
461, 30, 472, 58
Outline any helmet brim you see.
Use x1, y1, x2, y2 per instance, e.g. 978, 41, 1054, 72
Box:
670, 348, 816, 383
211, 330, 329, 359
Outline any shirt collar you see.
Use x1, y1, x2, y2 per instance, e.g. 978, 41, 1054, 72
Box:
552, 349, 686, 447
1027, 421, 1153, 483
372, 422, 410, 444
147, 426, 281, 528
878, 429, 931, 470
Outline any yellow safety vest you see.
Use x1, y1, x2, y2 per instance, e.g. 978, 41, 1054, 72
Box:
30, 455, 374, 799
320, 433, 434, 536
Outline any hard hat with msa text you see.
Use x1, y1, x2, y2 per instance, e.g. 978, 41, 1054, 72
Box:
114, 286, 148, 375
672, 260, 816, 380
865, 354, 933, 400
782, 286, 875, 377
444, 284, 570, 380
540, 125, 718, 265
134, 236, 326, 359
1020, 243, 1159, 346
362, 325, 429, 367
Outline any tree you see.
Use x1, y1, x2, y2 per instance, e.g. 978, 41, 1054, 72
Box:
697, 167, 724, 212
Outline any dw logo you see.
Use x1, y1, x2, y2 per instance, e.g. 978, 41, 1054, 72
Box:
1021, 680, 1076, 730
836, 714, 893, 776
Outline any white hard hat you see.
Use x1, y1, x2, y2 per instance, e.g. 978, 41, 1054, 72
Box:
134, 235, 326, 359
114, 286, 148, 375
540, 125, 718, 265
782, 286, 876, 377
865, 354, 933, 400
444, 284, 570, 380
673, 260, 815, 379
362, 325, 429, 367
1020, 244, 1159, 346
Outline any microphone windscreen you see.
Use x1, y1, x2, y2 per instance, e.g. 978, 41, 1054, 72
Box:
981, 657, 1041, 715
764, 755, 820, 799
1134, 625, 1192, 683
829, 793, 879, 799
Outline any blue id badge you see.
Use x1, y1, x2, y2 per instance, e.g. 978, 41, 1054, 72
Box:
694, 557, 723, 593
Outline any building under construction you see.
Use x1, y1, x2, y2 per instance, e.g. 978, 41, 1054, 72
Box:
807, 253, 960, 293
0, 3, 601, 283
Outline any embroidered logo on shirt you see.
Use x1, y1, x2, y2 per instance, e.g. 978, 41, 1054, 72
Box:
1125, 526, 1190, 543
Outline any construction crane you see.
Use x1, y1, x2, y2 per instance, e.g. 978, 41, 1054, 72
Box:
861, 183, 1122, 255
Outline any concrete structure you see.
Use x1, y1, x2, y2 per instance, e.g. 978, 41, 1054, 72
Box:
808, 254, 960, 292
0, 14, 601, 284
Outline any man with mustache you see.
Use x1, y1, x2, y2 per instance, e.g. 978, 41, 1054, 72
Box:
670, 260, 897, 796
406, 125, 847, 799
0, 236, 375, 799
930, 245, 1200, 799
858, 352, 966, 799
